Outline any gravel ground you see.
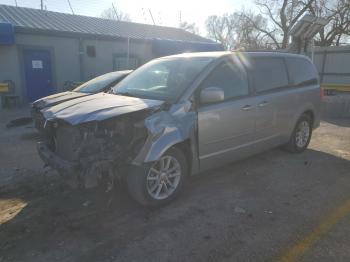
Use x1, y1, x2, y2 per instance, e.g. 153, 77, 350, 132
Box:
0, 109, 349, 262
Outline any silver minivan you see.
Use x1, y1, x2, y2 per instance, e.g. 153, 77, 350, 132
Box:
37, 51, 321, 207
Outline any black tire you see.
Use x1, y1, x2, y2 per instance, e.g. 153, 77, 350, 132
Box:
127, 147, 188, 207
285, 114, 313, 153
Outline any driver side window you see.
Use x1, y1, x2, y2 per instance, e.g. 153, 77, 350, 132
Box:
199, 61, 249, 102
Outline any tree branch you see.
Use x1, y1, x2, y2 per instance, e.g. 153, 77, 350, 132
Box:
243, 13, 281, 48
256, 2, 283, 30
290, 0, 316, 27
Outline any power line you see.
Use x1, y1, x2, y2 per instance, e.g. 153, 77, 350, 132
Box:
67, 0, 74, 14
148, 9, 155, 25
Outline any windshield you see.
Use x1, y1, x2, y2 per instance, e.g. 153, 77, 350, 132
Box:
112, 57, 213, 102
74, 71, 128, 93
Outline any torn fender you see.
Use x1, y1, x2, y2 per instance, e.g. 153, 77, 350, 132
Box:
133, 102, 197, 165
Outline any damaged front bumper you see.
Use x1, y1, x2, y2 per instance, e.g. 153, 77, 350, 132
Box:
37, 141, 78, 176
31, 107, 46, 132
37, 100, 200, 186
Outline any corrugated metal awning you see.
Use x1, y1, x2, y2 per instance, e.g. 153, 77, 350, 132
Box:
0, 5, 215, 44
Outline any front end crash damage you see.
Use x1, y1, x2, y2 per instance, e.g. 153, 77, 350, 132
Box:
38, 101, 198, 190
38, 111, 150, 190
133, 102, 198, 169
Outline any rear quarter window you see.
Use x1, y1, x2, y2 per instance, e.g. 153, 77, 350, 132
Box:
251, 57, 289, 93
286, 57, 319, 86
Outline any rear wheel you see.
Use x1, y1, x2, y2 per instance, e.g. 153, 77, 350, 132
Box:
127, 147, 188, 207
285, 114, 313, 153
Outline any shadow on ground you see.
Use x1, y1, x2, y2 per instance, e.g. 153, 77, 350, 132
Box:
323, 118, 350, 128
1, 148, 350, 262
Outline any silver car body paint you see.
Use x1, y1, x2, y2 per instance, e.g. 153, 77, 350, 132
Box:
135, 52, 321, 173
41, 93, 164, 125
33, 91, 89, 110
38, 51, 321, 176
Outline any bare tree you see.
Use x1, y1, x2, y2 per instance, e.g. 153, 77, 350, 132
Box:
242, 0, 316, 49
205, 12, 268, 50
205, 14, 236, 50
235, 11, 270, 49
209, 0, 349, 49
309, 0, 350, 46
101, 6, 131, 22
179, 21, 199, 34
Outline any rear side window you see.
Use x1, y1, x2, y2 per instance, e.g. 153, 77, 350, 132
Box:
199, 61, 249, 101
251, 58, 289, 93
286, 58, 318, 86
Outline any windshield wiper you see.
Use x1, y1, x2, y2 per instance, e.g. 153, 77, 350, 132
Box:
115, 92, 136, 97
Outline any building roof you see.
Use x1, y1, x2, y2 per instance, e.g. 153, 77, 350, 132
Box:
0, 5, 214, 43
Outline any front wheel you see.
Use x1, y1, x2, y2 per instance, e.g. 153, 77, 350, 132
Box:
127, 147, 188, 207
285, 114, 313, 153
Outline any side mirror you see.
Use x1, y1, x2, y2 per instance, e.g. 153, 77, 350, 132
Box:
200, 87, 224, 104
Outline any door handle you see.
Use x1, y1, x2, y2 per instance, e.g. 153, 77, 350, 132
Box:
258, 101, 269, 107
241, 105, 252, 111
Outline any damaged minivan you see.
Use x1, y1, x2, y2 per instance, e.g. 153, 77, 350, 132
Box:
37, 51, 321, 207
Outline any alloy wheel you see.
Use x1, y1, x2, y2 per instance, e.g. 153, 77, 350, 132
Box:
146, 155, 182, 200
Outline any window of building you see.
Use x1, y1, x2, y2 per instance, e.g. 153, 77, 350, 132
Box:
86, 46, 96, 57
251, 58, 289, 93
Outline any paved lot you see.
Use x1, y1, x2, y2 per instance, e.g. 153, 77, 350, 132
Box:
0, 108, 350, 262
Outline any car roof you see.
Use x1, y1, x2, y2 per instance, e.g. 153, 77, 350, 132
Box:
159, 51, 231, 59
158, 50, 310, 61
244, 51, 311, 60
111, 70, 133, 75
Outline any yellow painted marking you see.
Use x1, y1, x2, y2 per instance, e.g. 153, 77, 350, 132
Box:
322, 83, 350, 92
278, 198, 350, 262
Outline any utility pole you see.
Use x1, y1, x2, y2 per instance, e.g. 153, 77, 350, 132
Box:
112, 3, 120, 20
40, 0, 43, 10
141, 8, 147, 23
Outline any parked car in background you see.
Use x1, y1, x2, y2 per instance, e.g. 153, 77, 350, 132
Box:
31, 70, 132, 131
36, 51, 321, 207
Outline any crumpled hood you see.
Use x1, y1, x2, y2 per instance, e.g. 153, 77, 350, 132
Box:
42, 93, 164, 125
32, 91, 90, 110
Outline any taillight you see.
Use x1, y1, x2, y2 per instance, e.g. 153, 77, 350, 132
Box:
320, 87, 324, 100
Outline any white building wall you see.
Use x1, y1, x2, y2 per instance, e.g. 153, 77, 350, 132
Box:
0, 33, 154, 105
82, 38, 153, 80
0, 44, 19, 95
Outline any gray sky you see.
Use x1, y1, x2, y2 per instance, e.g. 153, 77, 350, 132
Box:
1, 0, 255, 35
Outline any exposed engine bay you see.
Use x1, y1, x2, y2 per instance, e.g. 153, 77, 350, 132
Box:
41, 110, 150, 190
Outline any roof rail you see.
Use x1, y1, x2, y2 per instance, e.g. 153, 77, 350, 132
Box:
231, 49, 288, 53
